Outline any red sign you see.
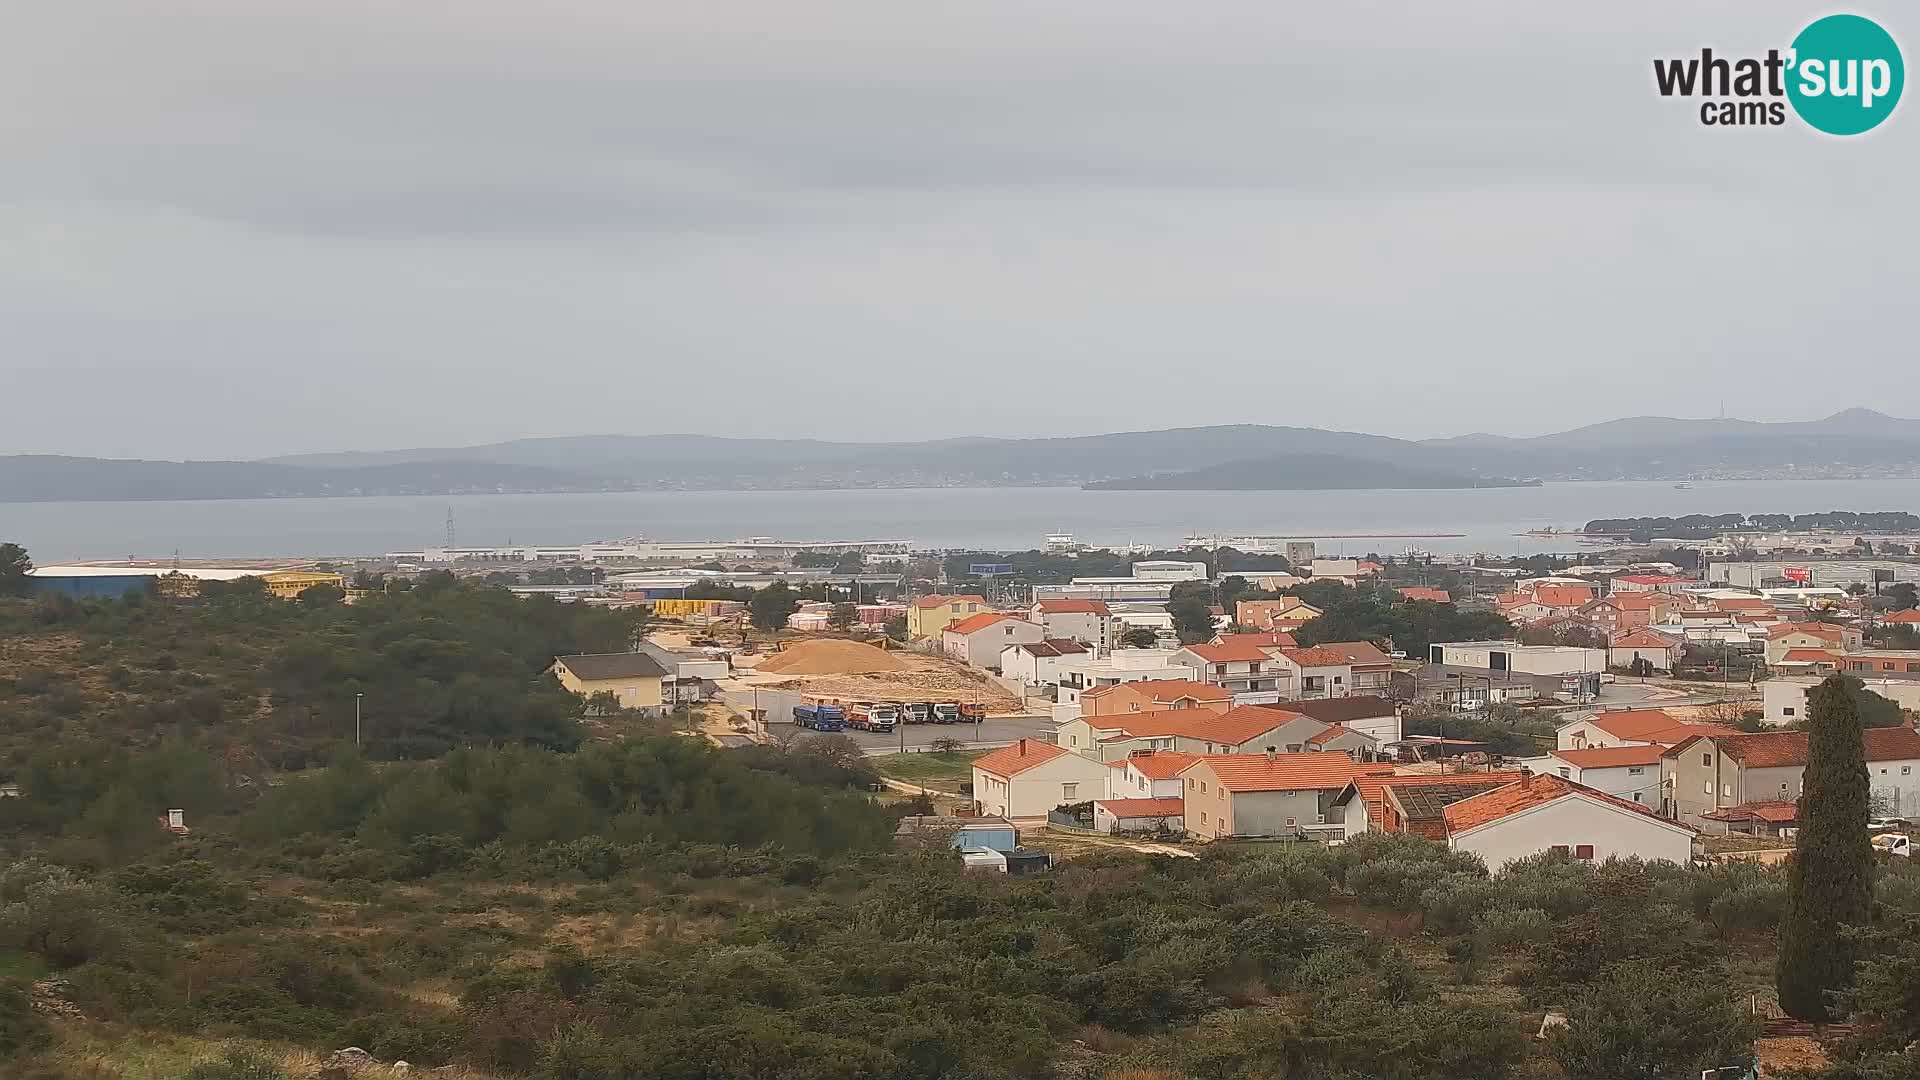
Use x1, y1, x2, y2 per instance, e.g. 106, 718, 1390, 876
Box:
1783, 566, 1811, 583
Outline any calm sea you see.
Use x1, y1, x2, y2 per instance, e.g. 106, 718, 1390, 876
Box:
4, 479, 1920, 562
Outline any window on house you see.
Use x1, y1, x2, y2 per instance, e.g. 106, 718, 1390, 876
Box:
1703, 781, 1712, 794
1200, 781, 1207, 792
1551, 844, 1570, 855
1628, 766, 1644, 775
1219, 788, 1225, 800
1783, 707, 1795, 716
1722, 784, 1733, 797
1062, 783, 1078, 800
1286, 817, 1296, 827
1557, 767, 1571, 779
1200, 811, 1208, 824
1633, 792, 1643, 803
1905, 766, 1913, 775
1575, 844, 1594, 860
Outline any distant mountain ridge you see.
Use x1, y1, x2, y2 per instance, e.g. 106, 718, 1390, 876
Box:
1084, 454, 1533, 491
6, 409, 1920, 501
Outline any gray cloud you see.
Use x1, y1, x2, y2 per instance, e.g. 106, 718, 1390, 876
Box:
0, 1, 1912, 457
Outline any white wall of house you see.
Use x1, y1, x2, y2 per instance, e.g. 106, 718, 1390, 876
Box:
972, 754, 1113, 818
1609, 645, 1679, 672
1449, 795, 1694, 869
1036, 610, 1113, 650
1556, 718, 1659, 751
1536, 758, 1660, 805
944, 619, 1045, 667
1000, 644, 1073, 687
1092, 804, 1184, 834
1765, 676, 1920, 726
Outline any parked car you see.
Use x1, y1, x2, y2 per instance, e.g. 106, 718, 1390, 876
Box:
1869, 817, 1910, 832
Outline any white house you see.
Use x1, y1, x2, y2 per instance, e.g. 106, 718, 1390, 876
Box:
1440, 773, 1697, 869
1608, 629, 1684, 673
998, 639, 1090, 688
1515, 745, 1665, 806
1092, 797, 1185, 835
1287, 695, 1403, 744
1103, 749, 1203, 800
970, 739, 1113, 818
1763, 676, 1920, 726
1554, 708, 1735, 751
1053, 649, 1192, 705
1029, 599, 1115, 651
942, 613, 1045, 668
1430, 641, 1607, 677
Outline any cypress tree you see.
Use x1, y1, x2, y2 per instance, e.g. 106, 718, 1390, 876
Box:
1776, 674, 1875, 1020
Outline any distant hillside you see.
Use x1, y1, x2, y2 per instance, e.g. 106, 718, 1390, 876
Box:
0, 456, 631, 502
10, 408, 1920, 499
1084, 454, 1532, 491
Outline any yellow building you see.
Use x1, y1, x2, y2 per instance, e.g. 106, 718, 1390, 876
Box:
906, 593, 989, 639
551, 652, 670, 715
262, 570, 347, 600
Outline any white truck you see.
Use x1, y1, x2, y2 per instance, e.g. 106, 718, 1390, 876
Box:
1872, 833, 1912, 858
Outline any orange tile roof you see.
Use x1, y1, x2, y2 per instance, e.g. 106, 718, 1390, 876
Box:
1551, 745, 1666, 769
1780, 648, 1842, 663
1036, 599, 1111, 615
1093, 797, 1186, 817
1580, 709, 1680, 740
1610, 593, 1673, 611
1533, 585, 1596, 608
1186, 753, 1394, 793
1442, 773, 1683, 835
1183, 641, 1281, 663
1100, 705, 1308, 746
1768, 622, 1847, 640
972, 738, 1070, 778
1348, 771, 1524, 831
1281, 646, 1357, 667
1882, 610, 1920, 624
1307, 725, 1354, 746
1121, 749, 1203, 779
1669, 727, 1920, 769
944, 612, 1017, 635
1090, 678, 1232, 704
1398, 587, 1452, 604
1611, 629, 1680, 649
1614, 574, 1689, 586
1217, 631, 1299, 649
1701, 800, 1799, 824
1309, 640, 1393, 665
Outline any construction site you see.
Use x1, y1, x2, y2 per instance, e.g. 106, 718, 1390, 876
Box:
732, 638, 1022, 713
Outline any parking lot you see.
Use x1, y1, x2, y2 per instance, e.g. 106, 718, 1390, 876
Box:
835, 715, 1054, 753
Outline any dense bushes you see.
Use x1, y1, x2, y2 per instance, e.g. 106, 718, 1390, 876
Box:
244, 738, 894, 860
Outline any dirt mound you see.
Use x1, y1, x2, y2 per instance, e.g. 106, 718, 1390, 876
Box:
755, 638, 910, 675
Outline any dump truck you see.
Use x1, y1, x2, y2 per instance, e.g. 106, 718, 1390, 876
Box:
847, 702, 898, 733
930, 703, 962, 725
793, 703, 845, 732
902, 703, 932, 725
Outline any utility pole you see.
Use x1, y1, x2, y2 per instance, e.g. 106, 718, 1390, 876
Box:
354, 693, 364, 748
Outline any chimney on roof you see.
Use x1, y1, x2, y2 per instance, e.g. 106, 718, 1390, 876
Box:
1265, 750, 1277, 763
1519, 768, 1532, 790
1018, 739, 1028, 756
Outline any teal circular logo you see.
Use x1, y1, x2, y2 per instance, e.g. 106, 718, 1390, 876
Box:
1788, 14, 1904, 135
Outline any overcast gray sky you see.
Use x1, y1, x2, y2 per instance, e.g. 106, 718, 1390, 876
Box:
2, 2, 1912, 459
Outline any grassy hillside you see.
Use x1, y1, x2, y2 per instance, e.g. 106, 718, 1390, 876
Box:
4, 585, 1917, 1080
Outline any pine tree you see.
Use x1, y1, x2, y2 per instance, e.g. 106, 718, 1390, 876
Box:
1776, 674, 1876, 1020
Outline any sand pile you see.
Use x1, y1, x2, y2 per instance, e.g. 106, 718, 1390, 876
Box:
756, 638, 911, 675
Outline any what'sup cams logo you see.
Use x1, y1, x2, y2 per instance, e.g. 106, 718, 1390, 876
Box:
1654, 13, 1903, 134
